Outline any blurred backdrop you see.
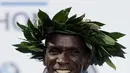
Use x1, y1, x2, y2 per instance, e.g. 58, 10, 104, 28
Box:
0, 0, 129, 73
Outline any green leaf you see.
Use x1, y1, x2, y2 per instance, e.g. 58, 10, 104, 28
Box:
105, 58, 116, 70
17, 22, 27, 30
83, 18, 91, 22
17, 22, 37, 41
27, 45, 43, 52
66, 14, 77, 24
96, 48, 105, 65
100, 46, 111, 56
16, 47, 32, 53
52, 7, 71, 23
33, 20, 38, 28
30, 52, 43, 60
27, 19, 35, 29
89, 23, 100, 29
23, 28, 37, 41
38, 19, 43, 32
27, 19, 42, 40
89, 21, 105, 26
38, 9, 51, 26
110, 32, 125, 39
102, 33, 116, 45
104, 44, 125, 58
27, 19, 39, 32
85, 43, 92, 50
38, 9, 50, 21
13, 42, 42, 52
116, 43, 126, 49
112, 43, 126, 58
68, 14, 85, 24
55, 30, 77, 35
90, 36, 100, 44
13, 42, 32, 53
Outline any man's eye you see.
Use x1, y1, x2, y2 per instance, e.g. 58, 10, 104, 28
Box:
69, 50, 79, 56
49, 49, 59, 55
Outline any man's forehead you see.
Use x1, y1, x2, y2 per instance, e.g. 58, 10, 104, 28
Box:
48, 42, 82, 49
47, 33, 83, 41
47, 33, 86, 49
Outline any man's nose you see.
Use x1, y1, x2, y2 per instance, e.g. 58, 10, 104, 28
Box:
56, 53, 69, 64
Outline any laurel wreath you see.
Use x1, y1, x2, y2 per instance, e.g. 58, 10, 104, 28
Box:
13, 7, 126, 70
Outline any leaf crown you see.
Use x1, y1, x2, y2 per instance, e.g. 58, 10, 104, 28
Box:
13, 7, 126, 70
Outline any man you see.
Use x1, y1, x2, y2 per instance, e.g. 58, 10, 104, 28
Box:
13, 7, 126, 73
43, 33, 92, 73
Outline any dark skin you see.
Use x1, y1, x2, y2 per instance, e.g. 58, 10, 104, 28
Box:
44, 33, 92, 73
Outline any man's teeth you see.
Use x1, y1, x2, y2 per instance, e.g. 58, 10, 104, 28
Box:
56, 70, 70, 73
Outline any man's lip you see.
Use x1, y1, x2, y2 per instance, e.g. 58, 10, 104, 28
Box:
54, 70, 71, 73
54, 69, 72, 71
53, 67, 72, 70
55, 69, 71, 70
53, 67, 73, 72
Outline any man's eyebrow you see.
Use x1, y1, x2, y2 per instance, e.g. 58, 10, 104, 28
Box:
47, 42, 81, 50
48, 44, 61, 50
48, 42, 55, 46
67, 47, 77, 49
67, 47, 80, 51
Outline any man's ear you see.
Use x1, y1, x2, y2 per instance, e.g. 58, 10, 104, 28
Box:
43, 48, 47, 66
43, 60, 46, 66
43, 55, 47, 66
83, 53, 92, 70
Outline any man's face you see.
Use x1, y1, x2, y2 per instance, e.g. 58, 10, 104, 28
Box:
44, 34, 91, 73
